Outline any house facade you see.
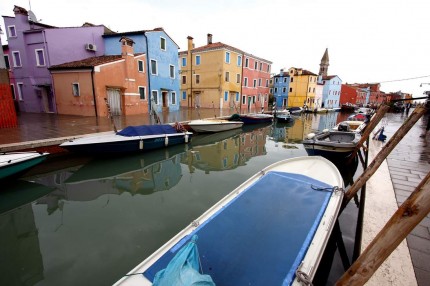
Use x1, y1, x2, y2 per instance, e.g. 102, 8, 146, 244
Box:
340, 84, 358, 105
103, 28, 180, 113
179, 34, 243, 110
287, 67, 318, 109
272, 69, 290, 109
241, 53, 271, 113
3, 5, 107, 113
49, 37, 148, 117
320, 75, 342, 108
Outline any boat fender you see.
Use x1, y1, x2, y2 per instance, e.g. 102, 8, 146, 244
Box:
139, 140, 143, 150
185, 134, 189, 143
165, 136, 169, 146
322, 129, 329, 133
307, 133, 316, 139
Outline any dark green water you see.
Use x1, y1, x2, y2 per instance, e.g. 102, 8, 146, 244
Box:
0, 112, 361, 286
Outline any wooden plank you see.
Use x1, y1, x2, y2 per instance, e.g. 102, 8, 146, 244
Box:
336, 171, 430, 285
342, 106, 427, 207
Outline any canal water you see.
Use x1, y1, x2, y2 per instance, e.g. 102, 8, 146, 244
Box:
0, 111, 362, 286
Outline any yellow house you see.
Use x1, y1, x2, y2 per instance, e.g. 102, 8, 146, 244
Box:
179, 34, 242, 109
287, 67, 318, 109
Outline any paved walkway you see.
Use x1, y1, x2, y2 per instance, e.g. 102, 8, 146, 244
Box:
0, 109, 429, 285
381, 111, 430, 285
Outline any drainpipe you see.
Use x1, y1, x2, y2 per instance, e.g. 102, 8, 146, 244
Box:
143, 32, 151, 111
91, 67, 98, 117
240, 52, 244, 114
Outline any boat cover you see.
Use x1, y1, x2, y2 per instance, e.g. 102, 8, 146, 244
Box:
144, 171, 334, 285
153, 235, 215, 286
117, 125, 177, 137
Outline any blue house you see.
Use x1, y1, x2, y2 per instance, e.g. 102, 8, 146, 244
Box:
319, 75, 342, 109
103, 28, 180, 112
272, 69, 290, 109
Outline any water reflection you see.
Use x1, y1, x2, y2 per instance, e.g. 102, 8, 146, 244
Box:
0, 111, 362, 286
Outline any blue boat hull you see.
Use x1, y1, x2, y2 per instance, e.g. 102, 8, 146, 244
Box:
62, 134, 192, 154
239, 116, 273, 124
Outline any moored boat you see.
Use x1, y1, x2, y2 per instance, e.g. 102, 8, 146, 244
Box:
274, 109, 293, 123
186, 119, 243, 133
0, 151, 49, 180
236, 113, 273, 124
302, 130, 360, 162
114, 156, 344, 286
60, 124, 192, 154
333, 120, 367, 133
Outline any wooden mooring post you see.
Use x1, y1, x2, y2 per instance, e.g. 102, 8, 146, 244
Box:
342, 106, 427, 208
104, 98, 118, 133
336, 171, 430, 285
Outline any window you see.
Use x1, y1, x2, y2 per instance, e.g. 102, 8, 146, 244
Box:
242, 95, 246, 105
182, 57, 187, 67
138, 86, 146, 100
224, 91, 228, 101
244, 77, 248, 87
282, 87, 286, 93
182, 91, 187, 100
252, 96, 256, 103
195, 74, 200, 84
4, 55, 10, 70
182, 75, 187, 84
35, 49, 45, 66
270, 88, 273, 94
236, 74, 240, 84
259, 63, 263, 71
290, 77, 294, 82
267, 65, 271, 73
275, 78, 278, 83
17, 83, 23, 100
225, 71, 230, 82
266, 79, 269, 87
152, 90, 158, 104
169, 65, 175, 78
72, 83, 80, 96
237, 55, 242, 66
289, 87, 293, 92
274, 87, 278, 93
254, 61, 258, 70
283, 77, 288, 83
160, 37, 166, 50
258, 78, 262, 86
253, 79, 257, 88
12, 51, 21, 67
225, 52, 230, 63
236, 92, 239, 101
10, 84, 15, 100
195, 55, 201, 65
8, 25, 17, 37
171, 92, 176, 105
245, 58, 249, 68
138, 60, 144, 72
150, 59, 157, 75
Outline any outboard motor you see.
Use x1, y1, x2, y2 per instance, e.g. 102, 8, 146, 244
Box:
338, 122, 351, 132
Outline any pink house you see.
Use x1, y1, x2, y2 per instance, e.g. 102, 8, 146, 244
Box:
241, 53, 272, 113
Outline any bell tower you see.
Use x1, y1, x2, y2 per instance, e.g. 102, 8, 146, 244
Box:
319, 48, 329, 77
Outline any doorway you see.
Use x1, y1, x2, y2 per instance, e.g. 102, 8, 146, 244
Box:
107, 88, 122, 115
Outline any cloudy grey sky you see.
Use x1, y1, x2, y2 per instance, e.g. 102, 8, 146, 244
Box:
1, 0, 429, 98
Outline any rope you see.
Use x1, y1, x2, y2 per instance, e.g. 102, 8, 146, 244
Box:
311, 185, 344, 194
295, 269, 313, 286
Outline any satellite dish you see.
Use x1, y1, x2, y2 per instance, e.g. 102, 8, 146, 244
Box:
28, 10, 38, 23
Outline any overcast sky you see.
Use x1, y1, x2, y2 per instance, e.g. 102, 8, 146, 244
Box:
1, 0, 429, 99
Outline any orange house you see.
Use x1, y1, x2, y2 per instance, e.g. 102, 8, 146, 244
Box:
50, 37, 148, 117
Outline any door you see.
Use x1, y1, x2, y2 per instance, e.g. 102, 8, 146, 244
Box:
107, 88, 121, 115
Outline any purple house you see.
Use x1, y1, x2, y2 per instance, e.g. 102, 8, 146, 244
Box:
3, 6, 112, 113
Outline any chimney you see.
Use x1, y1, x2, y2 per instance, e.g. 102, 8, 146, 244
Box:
207, 33, 213, 45
120, 36, 135, 57
187, 36, 194, 51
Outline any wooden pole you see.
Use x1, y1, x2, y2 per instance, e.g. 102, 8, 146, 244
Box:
342, 106, 426, 207
336, 171, 430, 285
348, 105, 390, 163
104, 98, 117, 133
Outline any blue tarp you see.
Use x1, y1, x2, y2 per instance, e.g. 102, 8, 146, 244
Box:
145, 171, 334, 285
117, 125, 177, 137
153, 235, 215, 286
